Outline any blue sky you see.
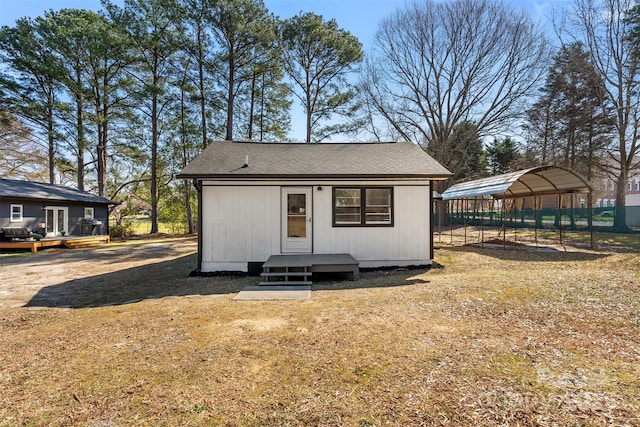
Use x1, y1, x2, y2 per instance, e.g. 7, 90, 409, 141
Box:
0, 0, 566, 141
0, 0, 564, 48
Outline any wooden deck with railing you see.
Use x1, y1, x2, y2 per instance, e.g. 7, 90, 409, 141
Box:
0, 235, 111, 253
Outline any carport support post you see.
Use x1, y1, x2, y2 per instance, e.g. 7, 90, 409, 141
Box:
464, 199, 468, 245
502, 194, 507, 250
450, 199, 455, 244
558, 194, 563, 246
480, 197, 485, 247
533, 196, 538, 247
514, 198, 518, 243
588, 190, 593, 249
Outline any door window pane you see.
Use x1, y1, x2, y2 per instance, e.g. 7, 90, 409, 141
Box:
287, 194, 306, 237
57, 209, 65, 233
46, 210, 54, 233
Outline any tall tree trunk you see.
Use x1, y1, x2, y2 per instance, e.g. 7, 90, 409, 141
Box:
150, 60, 159, 234
76, 90, 85, 191
184, 180, 194, 234
47, 107, 55, 184
248, 70, 256, 140
96, 89, 108, 198
197, 29, 207, 149
615, 169, 629, 232
305, 75, 312, 143
225, 49, 235, 141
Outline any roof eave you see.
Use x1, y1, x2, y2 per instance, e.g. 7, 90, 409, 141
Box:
177, 173, 454, 180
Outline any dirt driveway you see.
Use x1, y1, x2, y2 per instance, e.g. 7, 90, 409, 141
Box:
0, 236, 200, 308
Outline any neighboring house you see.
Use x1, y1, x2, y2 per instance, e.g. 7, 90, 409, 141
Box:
593, 173, 640, 207
592, 168, 640, 226
178, 141, 452, 273
0, 178, 117, 237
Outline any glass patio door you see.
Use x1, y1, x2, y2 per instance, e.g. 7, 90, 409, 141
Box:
45, 207, 69, 237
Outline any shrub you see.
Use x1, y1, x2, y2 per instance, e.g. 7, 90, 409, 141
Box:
109, 221, 135, 238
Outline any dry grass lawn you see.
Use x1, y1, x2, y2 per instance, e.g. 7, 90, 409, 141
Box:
1, 232, 639, 426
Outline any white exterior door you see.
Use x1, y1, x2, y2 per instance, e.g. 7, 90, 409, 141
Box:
45, 206, 69, 236
281, 187, 312, 253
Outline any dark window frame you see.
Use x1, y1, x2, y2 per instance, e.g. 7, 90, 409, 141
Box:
332, 186, 394, 227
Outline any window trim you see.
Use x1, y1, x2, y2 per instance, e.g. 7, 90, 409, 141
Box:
10, 204, 23, 222
332, 186, 394, 227
84, 207, 95, 219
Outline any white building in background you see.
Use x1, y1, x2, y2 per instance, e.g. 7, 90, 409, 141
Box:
178, 141, 452, 273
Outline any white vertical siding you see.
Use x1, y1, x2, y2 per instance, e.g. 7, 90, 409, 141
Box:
201, 182, 432, 271
314, 185, 431, 267
201, 185, 280, 271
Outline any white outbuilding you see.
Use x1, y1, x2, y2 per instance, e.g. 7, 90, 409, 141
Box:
178, 141, 452, 278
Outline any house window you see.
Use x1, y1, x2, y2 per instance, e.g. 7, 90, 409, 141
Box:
84, 207, 94, 219
333, 187, 393, 226
628, 181, 632, 191
636, 180, 639, 192
10, 204, 23, 222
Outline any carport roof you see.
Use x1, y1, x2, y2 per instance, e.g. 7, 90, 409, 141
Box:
441, 166, 594, 200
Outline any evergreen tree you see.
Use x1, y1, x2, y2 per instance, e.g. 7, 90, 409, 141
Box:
484, 137, 522, 175
524, 42, 614, 181
281, 12, 363, 142
105, 0, 182, 233
208, 0, 280, 141
0, 18, 62, 183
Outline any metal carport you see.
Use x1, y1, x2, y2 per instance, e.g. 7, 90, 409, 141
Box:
441, 166, 595, 247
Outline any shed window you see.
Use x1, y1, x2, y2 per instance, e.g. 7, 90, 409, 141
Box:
84, 207, 94, 219
10, 204, 23, 222
333, 187, 393, 226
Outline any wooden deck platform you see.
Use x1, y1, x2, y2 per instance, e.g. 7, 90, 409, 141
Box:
0, 235, 110, 253
260, 253, 359, 286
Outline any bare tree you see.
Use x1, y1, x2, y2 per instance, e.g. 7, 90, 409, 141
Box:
0, 110, 48, 180
568, 0, 640, 231
361, 0, 550, 185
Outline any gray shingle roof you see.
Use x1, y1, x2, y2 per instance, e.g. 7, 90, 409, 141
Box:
0, 178, 118, 204
178, 141, 452, 179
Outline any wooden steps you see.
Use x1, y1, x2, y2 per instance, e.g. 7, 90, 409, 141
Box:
63, 236, 110, 249
259, 254, 359, 286
259, 266, 312, 286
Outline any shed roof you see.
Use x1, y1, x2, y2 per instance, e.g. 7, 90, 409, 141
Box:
177, 141, 452, 179
441, 166, 593, 200
0, 178, 118, 205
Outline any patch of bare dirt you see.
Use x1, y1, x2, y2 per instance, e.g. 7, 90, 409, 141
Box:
0, 236, 199, 308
